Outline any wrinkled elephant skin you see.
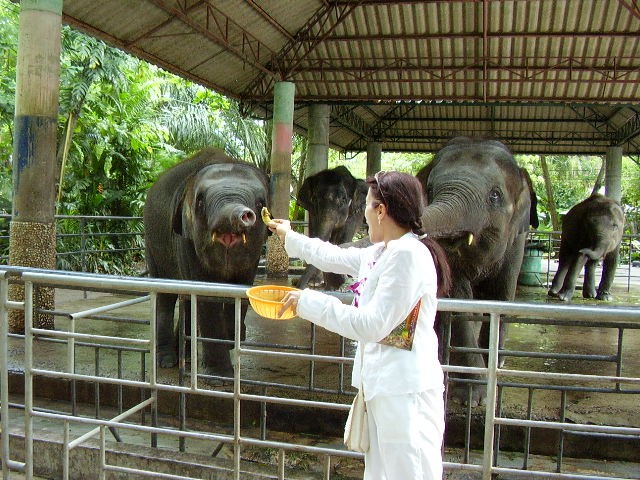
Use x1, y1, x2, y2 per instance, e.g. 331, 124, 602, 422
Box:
144, 148, 269, 378
548, 193, 624, 302
297, 166, 368, 290
417, 137, 538, 405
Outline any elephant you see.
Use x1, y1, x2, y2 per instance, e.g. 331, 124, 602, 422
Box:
416, 137, 539, 405
296, 166, 368, 290
548, 193, 624, 302
144, 148, 269, 378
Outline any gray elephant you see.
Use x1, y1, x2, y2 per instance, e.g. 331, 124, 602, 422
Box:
296, 166, 368, 290
416, 137, 538, 404
144, 148, 269, 378
548, 193, 624, 302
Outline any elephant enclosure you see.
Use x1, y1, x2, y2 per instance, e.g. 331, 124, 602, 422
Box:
1, 268, 639, 479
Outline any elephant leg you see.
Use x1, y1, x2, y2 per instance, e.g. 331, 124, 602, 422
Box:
548, 257, 570, 297
478, 314, 509, 369
596, 249, 619, 301
582, 259, 598, 298
448, 313, 486, 406
198, 299, 247, 379
156, 292, 178, 368
297, 265, 323, 289
323, 272, 346, 290
557, 254, 587, 301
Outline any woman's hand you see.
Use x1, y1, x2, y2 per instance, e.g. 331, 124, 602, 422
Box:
267, 219, 291, 243
278, 289, 301, 318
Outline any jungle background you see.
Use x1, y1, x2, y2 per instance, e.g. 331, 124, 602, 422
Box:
1, 0, 639, 275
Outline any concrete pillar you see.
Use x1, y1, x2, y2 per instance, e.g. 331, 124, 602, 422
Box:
9, 0, 63, 332
366, 142, 382, 177
302, 104, 330, 235
605, 146, 622, 204
305, 104, 330, 177
266, 81, 295, 278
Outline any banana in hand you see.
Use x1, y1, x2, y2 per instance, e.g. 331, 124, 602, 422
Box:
261, 207, 273, 225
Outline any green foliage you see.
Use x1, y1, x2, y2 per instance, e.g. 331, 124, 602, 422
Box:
329, 150, 434, 179
621, 157, 640, 234
0, 1, 270, 274
0, 0, 17, 212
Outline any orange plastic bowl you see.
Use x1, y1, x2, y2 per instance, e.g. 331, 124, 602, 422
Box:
246, 285, 300, 320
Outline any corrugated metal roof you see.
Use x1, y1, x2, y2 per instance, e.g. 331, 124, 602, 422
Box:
62, 0, 640, 155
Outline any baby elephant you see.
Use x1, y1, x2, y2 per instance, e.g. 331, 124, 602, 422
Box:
548, 194, 624, 302
144, 148, 270, 377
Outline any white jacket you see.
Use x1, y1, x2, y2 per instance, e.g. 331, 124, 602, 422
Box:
284, 231, 443, 401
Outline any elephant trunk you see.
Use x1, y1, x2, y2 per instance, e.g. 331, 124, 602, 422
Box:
309, 215, 341, 241
422, 201, 483, 247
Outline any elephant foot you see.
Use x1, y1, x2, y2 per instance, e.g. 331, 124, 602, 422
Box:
547, 289, 560, 298
199, 364, 234, 387
157, 350, 178, 369
448, 382, 486, 407
596, 291, 613, 301
582, 290, 597, 299
552, 290, 573, 302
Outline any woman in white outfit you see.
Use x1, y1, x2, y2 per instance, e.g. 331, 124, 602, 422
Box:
269, 171, 451, 480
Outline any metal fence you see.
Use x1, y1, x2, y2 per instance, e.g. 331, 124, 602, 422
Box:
0, 215, 145, 275
0, 267, 638, 480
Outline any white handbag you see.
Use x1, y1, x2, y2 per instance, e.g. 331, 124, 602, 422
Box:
343, 388, 369, 452
344, 345, 369, 452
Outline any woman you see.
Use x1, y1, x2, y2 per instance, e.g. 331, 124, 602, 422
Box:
268, 171, 451, 480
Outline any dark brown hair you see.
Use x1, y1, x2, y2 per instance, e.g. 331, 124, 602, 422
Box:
367, 171, 452, 297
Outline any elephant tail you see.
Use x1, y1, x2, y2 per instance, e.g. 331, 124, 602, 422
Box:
579, 248, 603, 261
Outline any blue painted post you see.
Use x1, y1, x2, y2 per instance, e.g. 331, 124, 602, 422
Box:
9, 0, 63, 331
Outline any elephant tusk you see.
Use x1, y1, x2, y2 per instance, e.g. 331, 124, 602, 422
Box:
468, 233, 474, 245
212, 232, 217, 244
242, 233, 247, 244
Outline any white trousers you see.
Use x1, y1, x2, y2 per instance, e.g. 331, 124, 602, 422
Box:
363, 388, 445, 480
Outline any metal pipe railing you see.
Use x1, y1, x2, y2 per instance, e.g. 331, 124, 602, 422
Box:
0, 267, 638, 480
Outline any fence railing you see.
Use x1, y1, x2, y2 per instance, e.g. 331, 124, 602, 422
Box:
0, 214, 145, 275
1, 267, 638, 479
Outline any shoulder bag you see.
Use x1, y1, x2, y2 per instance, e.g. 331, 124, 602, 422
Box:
343, 347, 369, 452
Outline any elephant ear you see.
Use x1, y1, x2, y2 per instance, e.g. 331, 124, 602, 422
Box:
521, 168, 539, 229
415, 160, 436, 200
297, 175, 315, 211
349, 179, 368, 218
172, 181, 195, 239
514, 168, 539, 233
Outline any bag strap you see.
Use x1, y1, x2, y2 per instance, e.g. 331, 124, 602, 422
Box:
358, 342, 365, 390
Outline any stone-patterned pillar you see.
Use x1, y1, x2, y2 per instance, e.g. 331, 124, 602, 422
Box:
266, 81, 295, 278
9, 0, 63, 331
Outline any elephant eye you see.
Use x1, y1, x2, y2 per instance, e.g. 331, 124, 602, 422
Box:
426, 185, 433, 202
488, 188, 502, 204
195, 196, 205, 215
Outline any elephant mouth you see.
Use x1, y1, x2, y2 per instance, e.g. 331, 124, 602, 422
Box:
434, 231, 475, 251
212, 231, 248, 248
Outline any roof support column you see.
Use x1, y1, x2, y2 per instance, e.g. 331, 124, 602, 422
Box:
366, 141, 382, 177
306, 104, 330, 176
605, 146, 622, 204
9, 0, 62, 332
266, 81, 295, 277
302, 104, 330, 236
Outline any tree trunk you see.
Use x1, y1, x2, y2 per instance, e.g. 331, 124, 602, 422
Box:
540, 155, 559, 231
540, 155, 561, 255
